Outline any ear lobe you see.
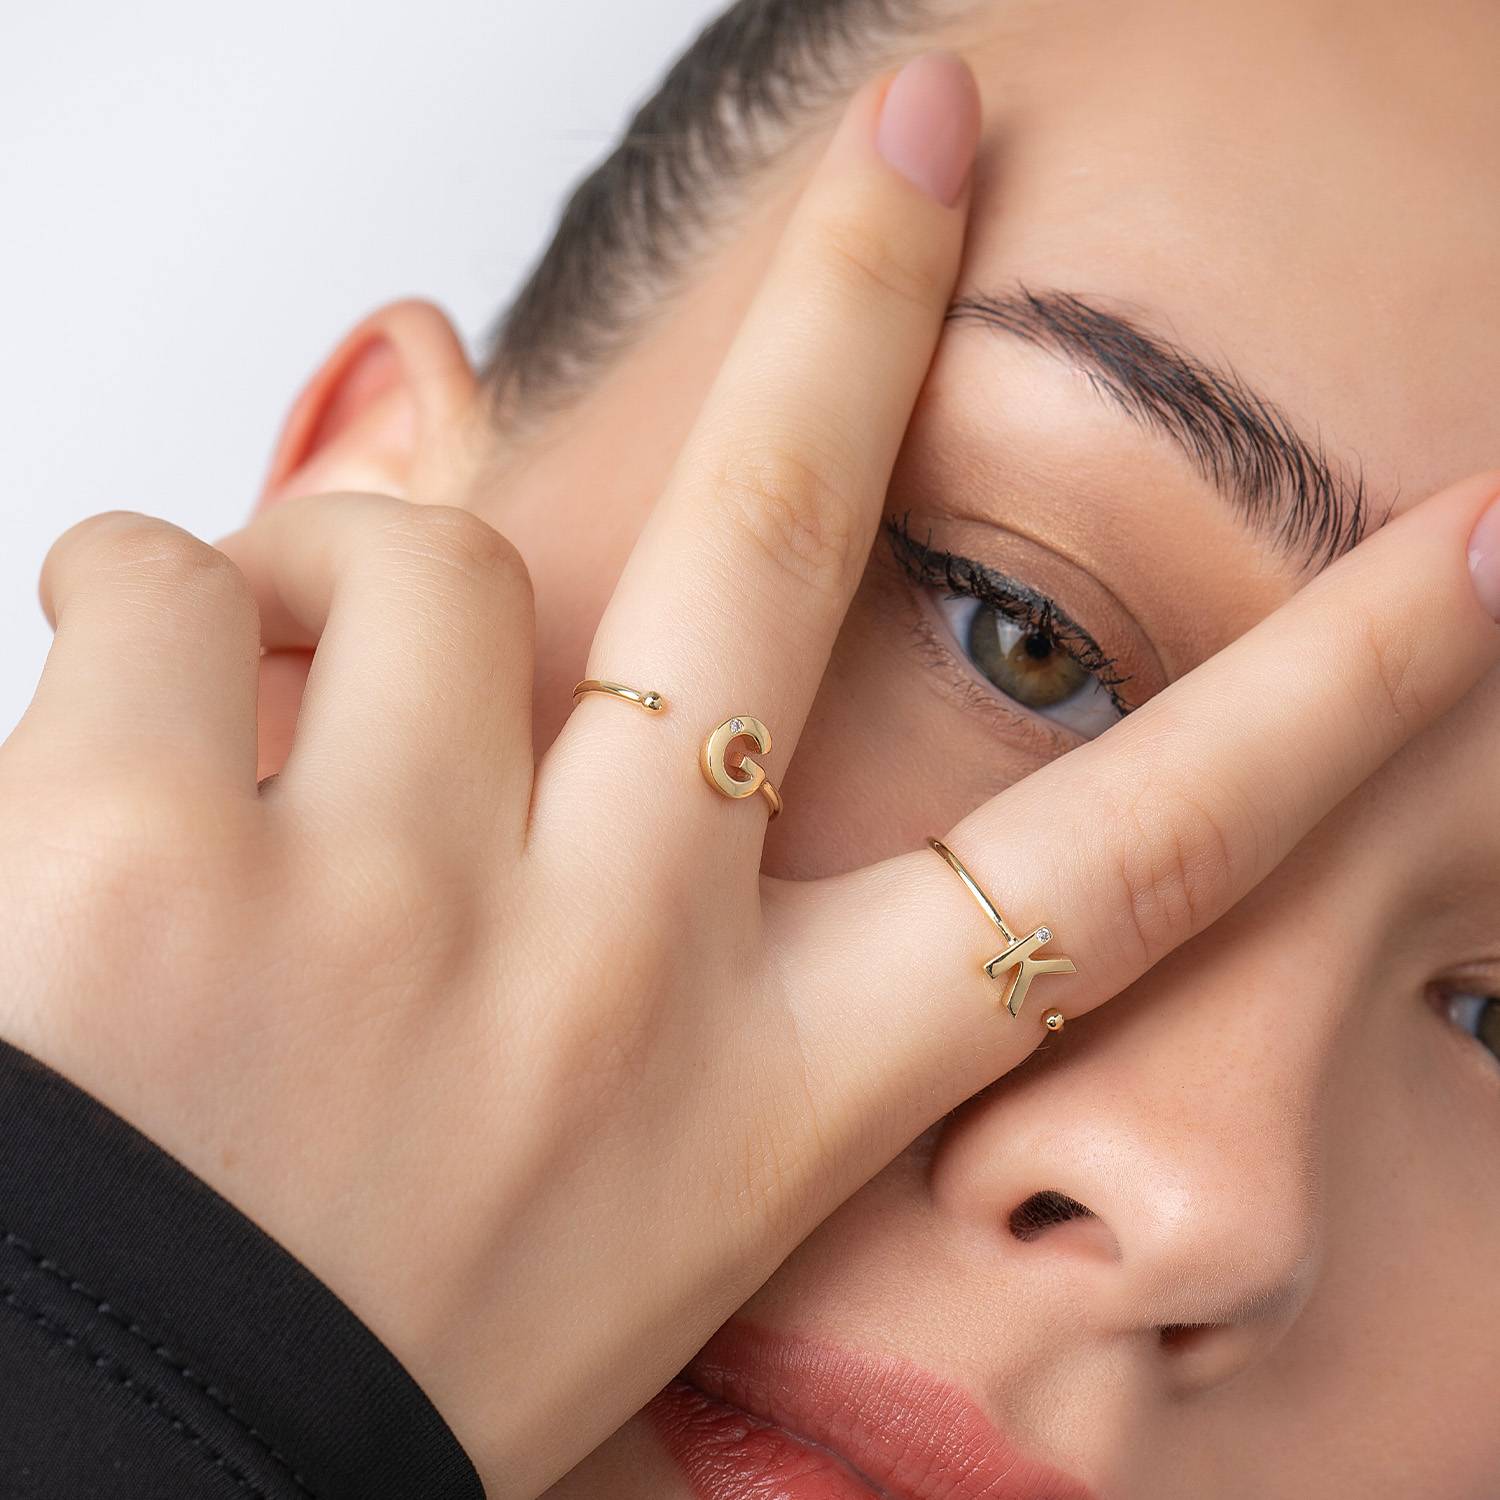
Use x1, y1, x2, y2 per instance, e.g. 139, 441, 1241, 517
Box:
257, 298, 476, 513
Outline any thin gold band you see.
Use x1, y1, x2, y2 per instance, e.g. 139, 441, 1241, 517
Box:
927, 837, 1075, 1022
571, 680, 666, 713
928, 837, 1016, 941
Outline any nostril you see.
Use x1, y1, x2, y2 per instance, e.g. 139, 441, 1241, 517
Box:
1008, 1189, 1096, 1242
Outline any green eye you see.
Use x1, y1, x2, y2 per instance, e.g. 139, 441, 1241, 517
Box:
966, 608, 1090, 709
938, 596, 1120, 739
881, 518, 1134, 738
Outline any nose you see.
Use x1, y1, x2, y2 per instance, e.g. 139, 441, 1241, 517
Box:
929, 875, 1343, 1392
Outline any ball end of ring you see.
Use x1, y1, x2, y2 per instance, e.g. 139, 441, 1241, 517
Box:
571, 680, 667, 714
1042, 1008, 1066, 1033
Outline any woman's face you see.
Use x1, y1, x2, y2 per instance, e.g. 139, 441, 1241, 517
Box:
471, 0, 1500, 1493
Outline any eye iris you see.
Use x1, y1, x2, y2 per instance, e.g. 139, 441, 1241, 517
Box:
968, 608, 1088, 708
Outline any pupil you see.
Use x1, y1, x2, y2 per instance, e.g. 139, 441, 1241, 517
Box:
1480, 999, 1500, 1054
965, 609, 1089, 711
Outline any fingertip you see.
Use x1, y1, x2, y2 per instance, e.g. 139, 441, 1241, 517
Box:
873, 50, 982, 207
1465, 481, 1500, 623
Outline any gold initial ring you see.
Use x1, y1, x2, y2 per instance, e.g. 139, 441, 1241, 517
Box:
927, 837, 1076, 1022
571, 680, 666, 714
701, 716, 782, 819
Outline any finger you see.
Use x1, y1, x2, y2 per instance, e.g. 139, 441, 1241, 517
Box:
782, 469, 1500, 1151
554, 52, 981, 855
13, 511, 260, 788
212, 493, 535, 837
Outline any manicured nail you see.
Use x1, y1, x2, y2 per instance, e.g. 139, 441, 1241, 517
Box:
1468, 494, 1500, 621
874, 51, 981, 207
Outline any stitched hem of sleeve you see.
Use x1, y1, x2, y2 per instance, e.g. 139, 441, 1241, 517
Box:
0, 1038, 485, 1500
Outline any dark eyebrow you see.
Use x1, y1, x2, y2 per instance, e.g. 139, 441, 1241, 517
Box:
946, 286, 1383, 571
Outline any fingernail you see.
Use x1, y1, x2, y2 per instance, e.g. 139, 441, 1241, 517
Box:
874, 51, 981, 207
1468, 494, 1500, 621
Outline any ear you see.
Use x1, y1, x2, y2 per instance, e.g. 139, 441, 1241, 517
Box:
256, 299, 476, 514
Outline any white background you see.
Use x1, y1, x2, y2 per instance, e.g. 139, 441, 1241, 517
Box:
0, 0, 723, 733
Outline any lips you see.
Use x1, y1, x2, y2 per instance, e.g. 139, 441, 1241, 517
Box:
644, 1320, 1096, 1500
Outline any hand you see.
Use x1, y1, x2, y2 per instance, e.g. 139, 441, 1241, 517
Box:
3, 51, 1497, 1499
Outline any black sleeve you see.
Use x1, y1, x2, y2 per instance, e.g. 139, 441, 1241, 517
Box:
0, 1038, 485, 1499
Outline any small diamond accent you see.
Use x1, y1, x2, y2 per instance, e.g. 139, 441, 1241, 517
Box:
729, 717, 744, 734
1036, 927, 1051, 944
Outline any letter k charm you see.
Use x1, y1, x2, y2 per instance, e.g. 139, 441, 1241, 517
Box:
984, 925, 1077, 1018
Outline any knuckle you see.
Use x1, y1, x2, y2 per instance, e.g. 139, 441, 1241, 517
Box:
18, 774, 251, 945
1356, 614, 1427, 732
1105, 780, 1240, 968
813, 208, 943, 314
75, 775, 210, 862
370, 504, 529, 594
712, 441, 862, 593
91, 515, 248, 603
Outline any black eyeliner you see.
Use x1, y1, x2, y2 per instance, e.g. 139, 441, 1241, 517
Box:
883, 513, 1134, 713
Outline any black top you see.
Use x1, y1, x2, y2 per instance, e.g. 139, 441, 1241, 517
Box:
0, 1038, 484, 1498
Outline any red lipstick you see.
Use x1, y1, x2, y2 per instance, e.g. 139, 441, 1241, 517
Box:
645, 1320, 1095, 1500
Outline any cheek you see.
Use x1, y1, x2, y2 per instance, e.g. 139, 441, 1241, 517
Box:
1279, 1059, 1500, 1490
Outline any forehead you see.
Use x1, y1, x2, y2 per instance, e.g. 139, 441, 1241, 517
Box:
949, 0, 1500, 517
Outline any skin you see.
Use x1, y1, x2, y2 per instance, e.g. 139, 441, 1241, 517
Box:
3, 3, 1497, 1499
479, 2, 1500, 1490
506, 1, 1499, 1492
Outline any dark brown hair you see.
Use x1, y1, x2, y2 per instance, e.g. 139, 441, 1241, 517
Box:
479, 0, 947, 431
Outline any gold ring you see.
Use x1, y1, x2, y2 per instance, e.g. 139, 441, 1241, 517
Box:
572, 680, 666, 713
927, 837, 1075, 1020
701, 716, 782, 819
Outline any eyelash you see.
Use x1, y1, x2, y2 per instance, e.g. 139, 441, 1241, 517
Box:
883, 514, 1135, 716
